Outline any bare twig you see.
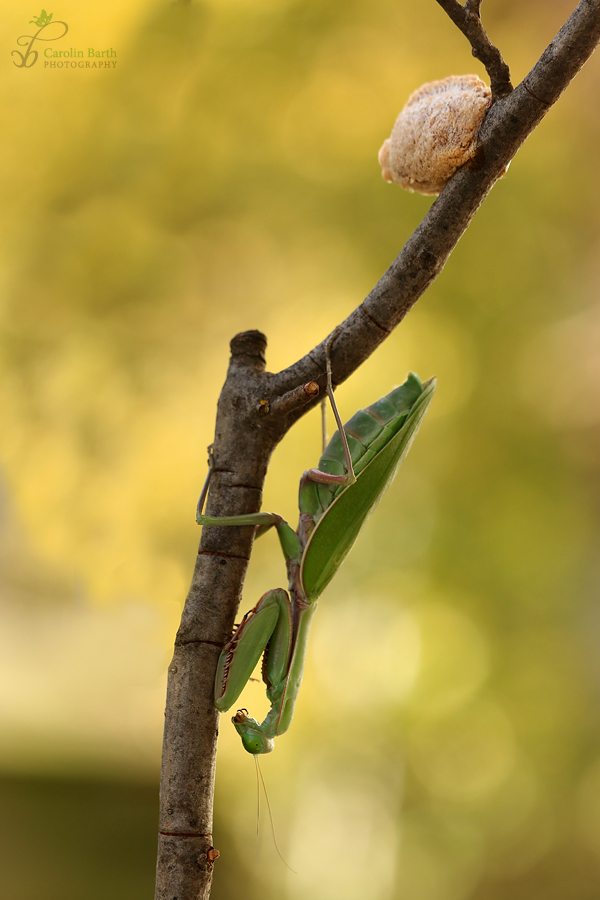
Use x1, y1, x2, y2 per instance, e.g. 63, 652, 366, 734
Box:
435, 0, 513, 101
155, 3, 600, 899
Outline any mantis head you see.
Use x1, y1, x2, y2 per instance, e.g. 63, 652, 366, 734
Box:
232, 709, 275, 755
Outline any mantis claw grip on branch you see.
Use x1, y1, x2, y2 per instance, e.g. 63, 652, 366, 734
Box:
197, 360, 436, 754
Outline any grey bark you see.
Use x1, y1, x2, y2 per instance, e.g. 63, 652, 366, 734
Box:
155, 2, 600, 897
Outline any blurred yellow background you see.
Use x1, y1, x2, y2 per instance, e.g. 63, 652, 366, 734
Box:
2, 0, 600, 897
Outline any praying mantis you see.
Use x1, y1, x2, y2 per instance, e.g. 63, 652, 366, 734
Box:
197, 352, 435, 755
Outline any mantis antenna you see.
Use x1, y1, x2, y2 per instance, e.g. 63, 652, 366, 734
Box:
254, 756, 260, 867
254, 756, 296, 873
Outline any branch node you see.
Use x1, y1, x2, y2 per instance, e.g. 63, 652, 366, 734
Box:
523, 79, 550, 106
360, 302, 392, 334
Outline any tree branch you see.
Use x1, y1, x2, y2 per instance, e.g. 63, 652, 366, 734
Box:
435, 0, 513, 101
155, 2, 600, 898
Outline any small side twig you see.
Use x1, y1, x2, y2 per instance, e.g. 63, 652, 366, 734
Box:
435, 0, 513, 102
258, 381, 320, 418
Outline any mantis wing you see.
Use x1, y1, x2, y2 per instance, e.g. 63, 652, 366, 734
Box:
300, 376, 435, 600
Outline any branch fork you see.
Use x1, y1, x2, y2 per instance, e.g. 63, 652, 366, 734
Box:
435, 0, 513, 101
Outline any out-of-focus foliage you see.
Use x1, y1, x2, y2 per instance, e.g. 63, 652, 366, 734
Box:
2, 0, 600, 898
0, 773, 158, 900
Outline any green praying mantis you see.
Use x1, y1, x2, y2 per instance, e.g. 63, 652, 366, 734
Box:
197, 350, 435, 755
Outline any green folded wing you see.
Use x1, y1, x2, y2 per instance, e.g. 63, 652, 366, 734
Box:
300, 376, 435, 601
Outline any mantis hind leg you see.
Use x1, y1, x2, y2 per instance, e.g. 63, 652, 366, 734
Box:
307, 330, 357, 486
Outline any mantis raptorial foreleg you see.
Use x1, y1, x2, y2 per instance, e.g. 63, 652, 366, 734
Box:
214, 589, 292, 712
197, 339, 436, 753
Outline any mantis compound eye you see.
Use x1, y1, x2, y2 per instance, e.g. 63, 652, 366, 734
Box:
378, 74, 492, 196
